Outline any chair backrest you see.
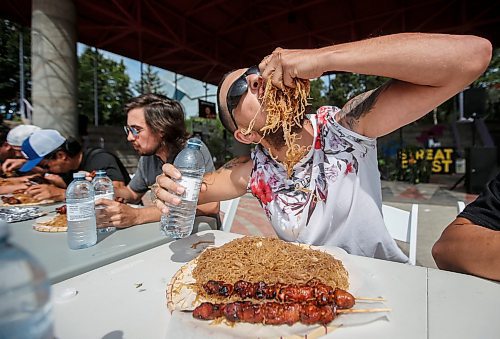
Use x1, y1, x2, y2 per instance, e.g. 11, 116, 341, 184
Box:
382, 204, 419, 265
457, 201, 466, 214
220, 197, 241, 232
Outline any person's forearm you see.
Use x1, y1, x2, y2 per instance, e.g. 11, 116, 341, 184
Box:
134, 206, 161, 225
432, 218, 500, 281
198, 157, 251, 205
196, 202, 219, 217
115, 185, 142, 204
319, 33, 491, 87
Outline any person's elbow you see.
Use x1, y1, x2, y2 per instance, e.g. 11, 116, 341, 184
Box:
462, 36, 492, 80
431, 221, 461, 270
431, 237, 450, 270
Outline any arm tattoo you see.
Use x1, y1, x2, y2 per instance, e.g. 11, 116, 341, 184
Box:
203, 156, 251, 191
221, 156, 251, 170
338, 80, 392, 130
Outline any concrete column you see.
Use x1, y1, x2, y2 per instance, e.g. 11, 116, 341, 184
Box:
31, 0, 77, 138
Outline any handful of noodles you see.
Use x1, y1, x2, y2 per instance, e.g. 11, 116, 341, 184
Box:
243, 75, 311, 177
192, 236, 349, 302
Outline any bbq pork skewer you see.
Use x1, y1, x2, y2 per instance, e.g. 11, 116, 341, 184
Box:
203, 278, 355, 308
192, 301, 390, 326
193, 301, 336, 325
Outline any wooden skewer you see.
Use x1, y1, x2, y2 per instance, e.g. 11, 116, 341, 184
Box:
337, 308, 391, 314
355, 297, 386, 302
191, 240, 215, 249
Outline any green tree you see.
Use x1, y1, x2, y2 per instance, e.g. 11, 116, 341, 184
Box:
309, 74, 387, 112
473, 48, 500, 119
133, 64, 166, 96
78, 47, 132, 125
0, 19, 30, 117
309, 79, 328, 111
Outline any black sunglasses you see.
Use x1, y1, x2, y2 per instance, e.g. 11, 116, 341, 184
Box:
225, 65, 260, 128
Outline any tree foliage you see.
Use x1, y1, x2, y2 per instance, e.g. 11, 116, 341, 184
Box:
0, 19, 30, 116
133, 64, 165, 96
473, 48, 500, 119
78, 47, 132, 125
309, 73, 387, 112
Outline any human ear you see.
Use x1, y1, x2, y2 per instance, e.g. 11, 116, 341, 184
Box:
234, 129, 258, 145
56, 151, 67, 160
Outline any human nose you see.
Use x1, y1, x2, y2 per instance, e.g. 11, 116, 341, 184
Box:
125, 129, 135, 142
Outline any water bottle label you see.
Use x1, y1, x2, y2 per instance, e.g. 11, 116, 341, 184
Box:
94, 192, 114, 201
67, 201, 95, 221
178, 176, 200, 201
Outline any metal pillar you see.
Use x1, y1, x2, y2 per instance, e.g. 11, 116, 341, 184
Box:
31, 0, 78, 138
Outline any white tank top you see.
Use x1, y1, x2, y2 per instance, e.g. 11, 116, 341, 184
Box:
249, 106, 408, 263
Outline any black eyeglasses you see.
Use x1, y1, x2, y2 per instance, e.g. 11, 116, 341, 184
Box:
123, 125, 142, 138
225, 65, 260, 128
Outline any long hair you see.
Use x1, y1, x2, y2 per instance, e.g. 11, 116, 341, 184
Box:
125, 93, 189, 156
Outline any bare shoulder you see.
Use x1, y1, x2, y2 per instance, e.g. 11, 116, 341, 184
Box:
337, 81, 392, 133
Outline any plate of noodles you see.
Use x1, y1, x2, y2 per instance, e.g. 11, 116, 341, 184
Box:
166, 236, 388, 339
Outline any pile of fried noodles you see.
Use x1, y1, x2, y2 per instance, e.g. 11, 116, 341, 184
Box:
192, 237, 349, 300
244, 76, 311, 177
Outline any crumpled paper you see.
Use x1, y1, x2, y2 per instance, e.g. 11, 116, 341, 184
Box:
166, 246, 389, 339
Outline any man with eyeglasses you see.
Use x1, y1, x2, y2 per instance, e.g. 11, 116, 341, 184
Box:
98, 93, 218, 228
155, 33, 491, 262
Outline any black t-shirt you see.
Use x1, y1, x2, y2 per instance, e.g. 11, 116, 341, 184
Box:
459, 172, 500, 231
62, 148, 130, 186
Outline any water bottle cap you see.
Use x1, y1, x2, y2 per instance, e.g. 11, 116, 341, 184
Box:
95, 170, 106, 176
187, 138, 202, 149
0, 220, 9, 239
73, 172, 86, 179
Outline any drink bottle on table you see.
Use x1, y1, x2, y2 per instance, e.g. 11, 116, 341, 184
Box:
161, 138, 205, 239
66, 171, 97, 249
0, 220, 54, 339
92, 169, 115, 233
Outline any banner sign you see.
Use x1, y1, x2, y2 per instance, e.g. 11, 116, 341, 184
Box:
399, 148, 455, 174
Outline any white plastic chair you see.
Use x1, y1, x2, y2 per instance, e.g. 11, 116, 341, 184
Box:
382, 204, 419, 265
219, 197, 241, 232
457, 201, 466, 213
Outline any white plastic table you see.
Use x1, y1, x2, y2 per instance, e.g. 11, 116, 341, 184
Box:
46, 229, 500, 339
7, 203, 217, 283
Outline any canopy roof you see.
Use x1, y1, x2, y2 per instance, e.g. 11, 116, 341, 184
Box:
2, 0, 499, 84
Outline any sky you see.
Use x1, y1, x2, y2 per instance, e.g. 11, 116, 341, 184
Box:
77, 43, 218, 118
77, 44, 331, 119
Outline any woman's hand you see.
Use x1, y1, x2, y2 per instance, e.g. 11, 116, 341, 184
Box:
154, 163, 195, 214
258, 47, 325, 88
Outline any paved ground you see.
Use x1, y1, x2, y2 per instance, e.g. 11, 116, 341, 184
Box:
229, 174, 477, 269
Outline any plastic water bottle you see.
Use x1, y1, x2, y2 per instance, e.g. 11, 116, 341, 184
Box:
161, 138, 205, 239
66, 172, 97, 249
92, 169, 115, 233
0, 220, 54, 338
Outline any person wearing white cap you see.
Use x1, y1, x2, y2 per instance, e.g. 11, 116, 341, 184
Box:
1, 125, 42, 173
7, 125, 41, 150
20, 129, 130, 202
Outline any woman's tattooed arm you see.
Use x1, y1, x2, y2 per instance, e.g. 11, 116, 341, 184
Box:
338, 80, 392, 131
